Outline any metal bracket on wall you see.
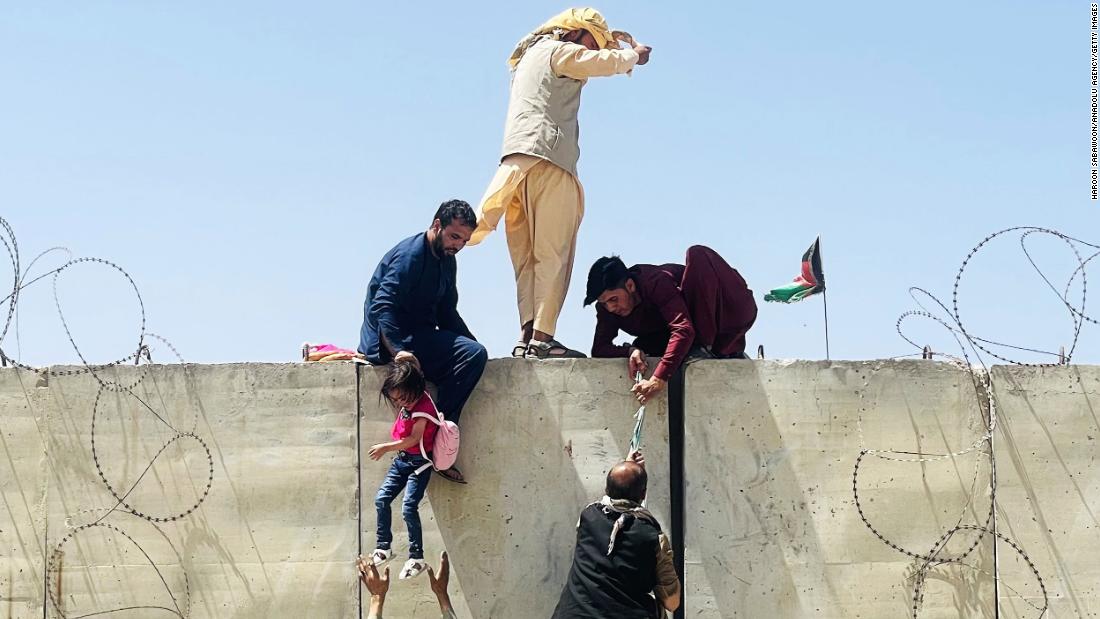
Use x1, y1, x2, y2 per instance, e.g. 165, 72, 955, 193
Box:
668, 368, 686, 619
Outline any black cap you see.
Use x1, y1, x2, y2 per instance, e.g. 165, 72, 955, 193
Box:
584, 256, 629, 306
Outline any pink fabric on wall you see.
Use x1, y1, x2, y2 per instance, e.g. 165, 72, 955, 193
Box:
302, 342, 364, 362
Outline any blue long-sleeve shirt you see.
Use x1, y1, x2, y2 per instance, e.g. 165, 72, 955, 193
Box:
359, 232, 475, 361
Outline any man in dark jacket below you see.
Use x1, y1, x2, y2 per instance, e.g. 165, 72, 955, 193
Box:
552, 451, 681, 618
358, 200, 488, 484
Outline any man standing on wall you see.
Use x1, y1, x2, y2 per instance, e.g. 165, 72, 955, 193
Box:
468, 7, 652, 359
585, 246, 757, 403
359, 200, 488, 484
552, 451, 681, 618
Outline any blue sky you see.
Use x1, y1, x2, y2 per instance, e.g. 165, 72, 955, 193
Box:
1, 2, 1098, 367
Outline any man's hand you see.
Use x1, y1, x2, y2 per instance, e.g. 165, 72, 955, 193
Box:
629, 450, 646, 469
427, 550, 449, 595
368, 443, 390, 461
357, 556, 390, 597
394, 350, 420, 370
427, 551, 453, 611
633, 44, 652, 65
631, 376, 666, 404
628, 348, 648, 377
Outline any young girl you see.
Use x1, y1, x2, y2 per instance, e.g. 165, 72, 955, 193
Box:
368, 360, 438, 579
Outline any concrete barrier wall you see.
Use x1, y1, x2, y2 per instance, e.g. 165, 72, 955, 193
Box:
3, 363, 360, 619
684, 360, 1100, 618
2, 360, 1097, 618
0, 369, 49, 618
990, 366, 1100, 619
684, 360, 997, 618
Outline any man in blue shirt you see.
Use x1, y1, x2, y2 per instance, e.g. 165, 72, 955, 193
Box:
360, 200, 487, 484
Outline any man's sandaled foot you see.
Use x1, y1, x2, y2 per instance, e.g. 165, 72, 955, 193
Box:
437, 466, 467, 484
399, 558, 427, 580
525, 339, 587, 359
511, 340, 529, 358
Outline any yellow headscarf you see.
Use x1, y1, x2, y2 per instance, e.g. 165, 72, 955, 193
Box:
507, 8, 624, 68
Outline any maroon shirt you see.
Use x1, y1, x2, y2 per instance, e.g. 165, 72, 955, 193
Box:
592, 264, 694, 381
592, 247, 758, 380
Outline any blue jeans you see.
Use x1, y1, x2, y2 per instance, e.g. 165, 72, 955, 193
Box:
374, 452, 432, 559
411, 329, 487, 425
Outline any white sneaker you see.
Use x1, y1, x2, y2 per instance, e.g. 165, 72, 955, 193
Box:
369, 548, 392, 567
399, 558, 427, 580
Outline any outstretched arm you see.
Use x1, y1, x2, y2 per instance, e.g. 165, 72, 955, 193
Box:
551, 42, 640, 79
631, 277, 695, 403
370, 249, 415, 355
368, 419, 427, 460
427, 551, 455, 618
649, 278, 695, 382
358, 557, 390, 618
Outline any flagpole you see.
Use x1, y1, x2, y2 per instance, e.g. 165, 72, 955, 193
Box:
820, 235, 830, 361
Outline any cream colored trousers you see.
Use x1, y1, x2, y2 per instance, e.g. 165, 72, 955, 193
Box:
471, 154, 584, 336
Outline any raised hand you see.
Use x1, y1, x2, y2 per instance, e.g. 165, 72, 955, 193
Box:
357, 556, 390, 597
628, 348, 649, 377
427, 551, 453, 611
631, 376, 666, 404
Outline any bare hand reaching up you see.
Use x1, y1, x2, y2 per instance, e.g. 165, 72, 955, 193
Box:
357, 556, 390, 596
427, 551, 453, 613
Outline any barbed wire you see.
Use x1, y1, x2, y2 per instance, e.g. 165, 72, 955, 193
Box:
858, 227, 1099, 617
0, 215, 210, 618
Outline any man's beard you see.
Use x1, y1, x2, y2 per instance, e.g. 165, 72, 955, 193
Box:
431, 233, 445, 256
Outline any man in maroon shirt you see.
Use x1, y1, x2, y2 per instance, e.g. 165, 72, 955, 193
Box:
584, 245, 757, 402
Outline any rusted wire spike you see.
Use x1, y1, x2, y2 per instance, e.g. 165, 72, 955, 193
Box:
922, 345, 933, 360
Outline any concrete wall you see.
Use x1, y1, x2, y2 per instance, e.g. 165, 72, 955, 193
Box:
990, 366, 1100, 619
684, 360, 1100, 619
3, 363, 360, 619
0, 369, 48, 618
2, 360, 1097, 618
685, 360, 997, 618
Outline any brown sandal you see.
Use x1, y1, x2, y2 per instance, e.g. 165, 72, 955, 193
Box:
511, 341, 529, 358
437, 466, 468, 484
525, 339, 587, 359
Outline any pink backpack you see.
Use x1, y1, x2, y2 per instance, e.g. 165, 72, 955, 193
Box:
410, 393, 460, 475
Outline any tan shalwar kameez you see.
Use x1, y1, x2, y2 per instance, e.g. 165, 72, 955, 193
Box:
470, 42, 638, 336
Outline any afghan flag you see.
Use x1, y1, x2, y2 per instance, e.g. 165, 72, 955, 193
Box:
764, 237, 825, 303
